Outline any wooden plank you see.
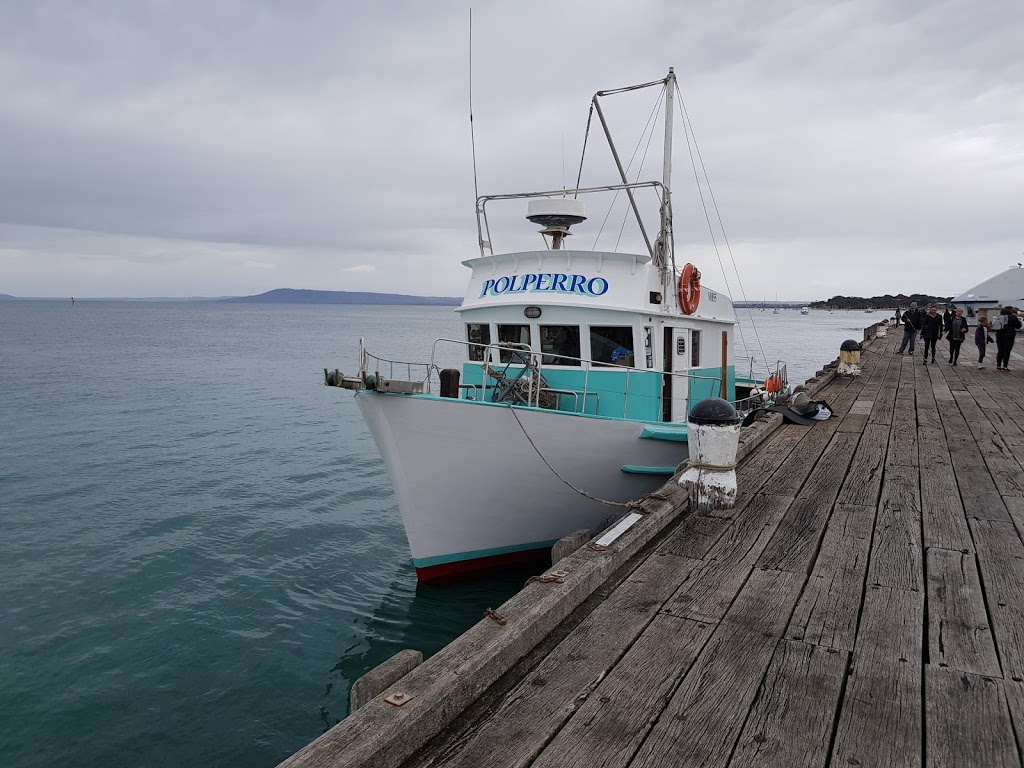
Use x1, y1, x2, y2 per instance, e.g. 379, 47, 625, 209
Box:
926, 548, 1001, 676
918, 426, 973, 553
767, 419, 841, 497
869, 356, 900, 426
734, 425, 808, 499
1005, 680, 1024, 762
729, 640, 848, 768
926, 668, 1021, 768
787, 504, 875, 652
889, 397, 919, 467
628, 569, 806, 768
868, 463, 924, 592
758, 433, 860, 573
664, 493, 793, 624
945, 435, 1012, 522
837, 411, 869, 433
969, 519, 1024, 680
837, 423, 889, 506
528, 615, 715, 768
414, 552, 704, 768
658, 514, 730, 559
956, 396, 1024, 496
831, 586, 925, 768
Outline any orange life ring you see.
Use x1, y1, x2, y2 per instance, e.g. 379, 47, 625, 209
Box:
678, 263, 701, 315
764, 374, 784, 394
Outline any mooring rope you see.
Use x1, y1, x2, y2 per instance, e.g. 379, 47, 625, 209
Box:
506, 405, 646, 510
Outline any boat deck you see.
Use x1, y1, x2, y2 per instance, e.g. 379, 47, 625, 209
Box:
283, 328, 1024, 767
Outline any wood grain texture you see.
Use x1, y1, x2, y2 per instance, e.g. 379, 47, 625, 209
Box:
787, 504, 875, 652
729, 640, 848, 768
758, 433, 860, 573
528, 615, 715, 768
926, 548, 1001, 676
925, 668, 1021, 768
918, 425, 973, 553
868, 463, 923, 592
629, 569, 806, 768
410, 553, 703, 768
831, 586, 925, 768
837, 423, 889, 506
664, 493, 793, 624
969, 519, 1024, 680
767, 419, 841, 497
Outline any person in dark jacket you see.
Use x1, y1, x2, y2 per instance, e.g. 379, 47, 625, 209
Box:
946, 307, 969, 365
976, 316, 994, 367
994, 306, 1023, 371
898, 302, 922, 353
943, 308, 953, 333
920, 304, 944, 364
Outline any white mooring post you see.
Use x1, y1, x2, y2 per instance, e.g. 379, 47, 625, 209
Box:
838, 339, 863, 376
677, 397, 741, 513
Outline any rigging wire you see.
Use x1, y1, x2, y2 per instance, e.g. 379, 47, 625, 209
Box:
573, 104, 594, 198
675, 81, 768, 368
591, 84, 666, 249
615, 103, 662, 251
468, 9, 482, 209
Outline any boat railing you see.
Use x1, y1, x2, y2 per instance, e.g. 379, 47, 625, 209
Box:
735, 356, 788, 388
419, 337, 778, 420
359, 339, 434, 389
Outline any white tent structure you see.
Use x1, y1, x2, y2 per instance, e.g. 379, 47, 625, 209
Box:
952, 266, 1024, 317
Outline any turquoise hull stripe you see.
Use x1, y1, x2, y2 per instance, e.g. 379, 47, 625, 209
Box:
413, 538, 560, 568
640, 426, 689, 441
621, 465, 677, 475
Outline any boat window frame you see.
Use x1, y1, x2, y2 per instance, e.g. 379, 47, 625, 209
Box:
589, 325, 636, 368
466, 322, 491, 362
496, 323, 533, 363
538, 324, 582, 367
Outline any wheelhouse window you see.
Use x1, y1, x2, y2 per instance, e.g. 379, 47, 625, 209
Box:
590, 326, 635, 367
691, 329, 702, 367
466, 323, 490, 361
497, 324, 532, 363
539, 325, 581, 366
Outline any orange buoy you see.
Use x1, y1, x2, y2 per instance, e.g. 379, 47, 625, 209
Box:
764, 374, 784, 394
678, 263, 701, 315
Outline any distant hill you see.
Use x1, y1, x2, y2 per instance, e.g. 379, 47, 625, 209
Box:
810, 293, 953, 310
221, 288, 461, 306
0, 293, 16, 300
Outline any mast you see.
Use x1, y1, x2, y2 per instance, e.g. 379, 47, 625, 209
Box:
657, 68, 676, 308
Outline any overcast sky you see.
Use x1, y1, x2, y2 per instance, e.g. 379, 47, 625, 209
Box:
1, 0, 1022, 300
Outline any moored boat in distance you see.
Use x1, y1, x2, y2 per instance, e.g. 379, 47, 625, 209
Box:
800, 306, 810, 315
327, 69, 787, 581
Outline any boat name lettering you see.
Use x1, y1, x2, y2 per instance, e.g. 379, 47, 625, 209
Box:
480, 273, 610, 298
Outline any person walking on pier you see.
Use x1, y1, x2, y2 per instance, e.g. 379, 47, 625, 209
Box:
993, 306, 1022, 371
976, 316, 994, 367
946, 307, 969, 366
898, 302, 922, 353
920, 304, 944, 364
943, 307, 953, 333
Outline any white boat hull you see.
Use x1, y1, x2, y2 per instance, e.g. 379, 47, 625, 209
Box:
356, 392, 688, 580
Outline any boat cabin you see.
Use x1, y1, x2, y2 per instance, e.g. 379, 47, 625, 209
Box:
455, 249, 737, 423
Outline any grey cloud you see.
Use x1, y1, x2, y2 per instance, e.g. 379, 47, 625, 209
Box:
0, 0, 1022, 299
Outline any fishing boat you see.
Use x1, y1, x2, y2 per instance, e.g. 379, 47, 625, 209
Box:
327, 69, 787, 581
800, 306, 810, 315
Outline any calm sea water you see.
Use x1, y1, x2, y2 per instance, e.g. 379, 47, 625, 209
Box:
0, 301, 875, 767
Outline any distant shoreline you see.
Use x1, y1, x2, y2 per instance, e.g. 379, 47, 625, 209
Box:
0, 288, 462, 305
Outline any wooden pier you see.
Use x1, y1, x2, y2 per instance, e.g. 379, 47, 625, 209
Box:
283, 327, 1024, 768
